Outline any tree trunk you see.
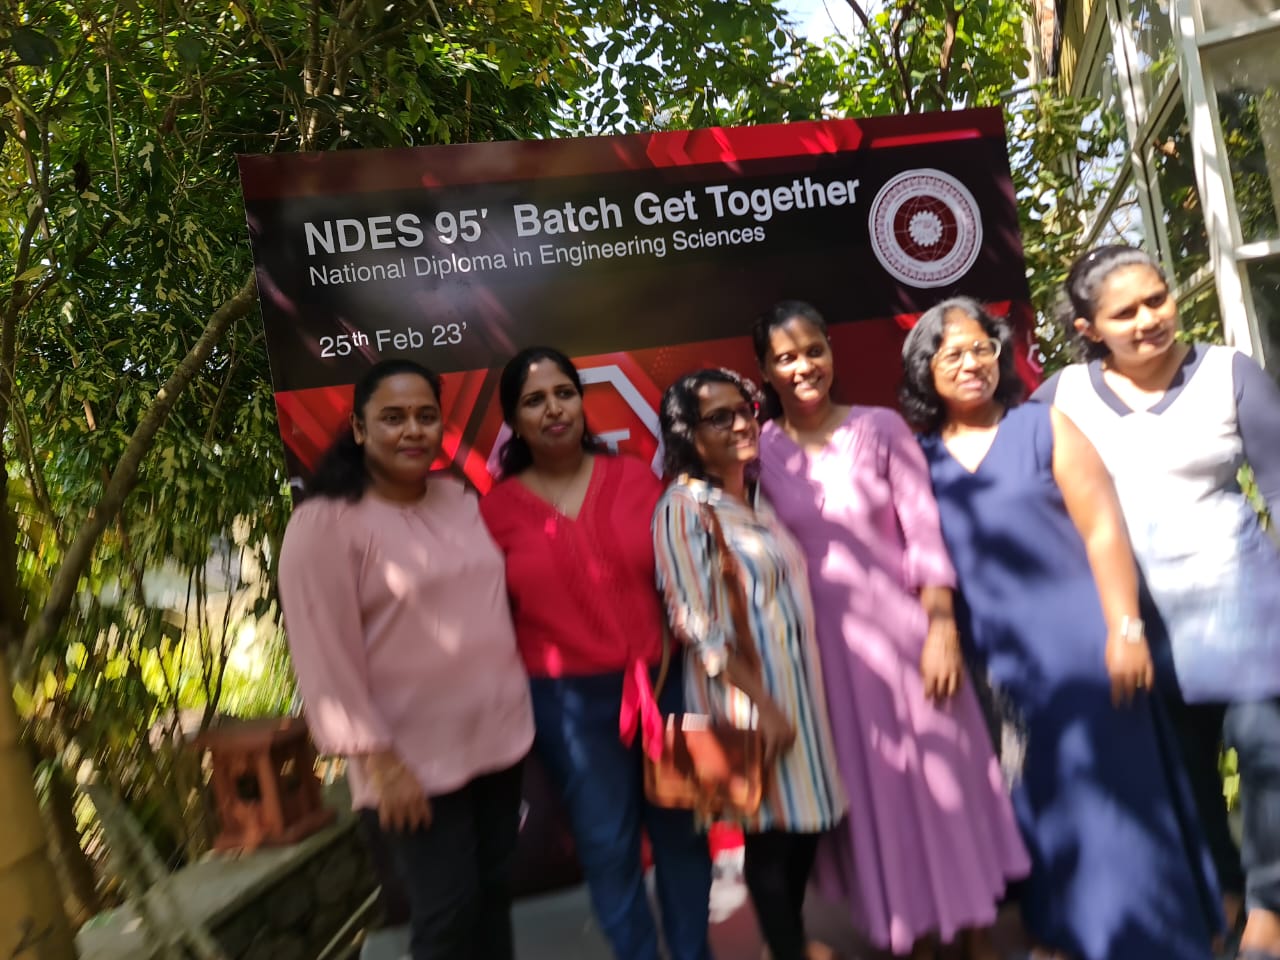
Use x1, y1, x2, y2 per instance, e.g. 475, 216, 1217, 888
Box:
0, 648, 77, 960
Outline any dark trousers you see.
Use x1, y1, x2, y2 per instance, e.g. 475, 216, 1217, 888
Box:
1225, 697, 1280, 913
356, 810, 412, 927
530, 666, 713, 960
371, 762, 524, 960
1167, 699, 1247, 900
743, 830, 820, 960
1168, 695, 1280, 913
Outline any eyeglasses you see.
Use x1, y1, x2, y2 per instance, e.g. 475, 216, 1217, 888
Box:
698, 402, 757, 432
932, 338, 1001, 372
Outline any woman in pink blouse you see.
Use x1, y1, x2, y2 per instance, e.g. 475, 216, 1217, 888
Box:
278, 359, 534, 960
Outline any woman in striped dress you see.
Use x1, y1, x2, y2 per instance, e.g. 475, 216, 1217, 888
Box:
653, 368, 846, 960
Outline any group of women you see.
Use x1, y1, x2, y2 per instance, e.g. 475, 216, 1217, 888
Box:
277, 243, 1280, 960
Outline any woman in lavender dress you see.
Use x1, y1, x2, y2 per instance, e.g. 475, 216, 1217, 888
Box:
752, 301, 1029, 960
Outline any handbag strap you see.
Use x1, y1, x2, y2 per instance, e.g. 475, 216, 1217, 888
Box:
700, 499, 764, 682
652, 624, 672, 700
653, 486, 764, 700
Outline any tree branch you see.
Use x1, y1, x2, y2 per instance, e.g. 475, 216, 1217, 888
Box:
11, 402, 66, 551
202, 345, 239, 444
18, 271, 259, 670
203, 553, 239, 726
888, 0, 917, 112
844, 0, 905, 112
338, 1, 437, 65
937, 2, 966, 101
0, 181, 48, 641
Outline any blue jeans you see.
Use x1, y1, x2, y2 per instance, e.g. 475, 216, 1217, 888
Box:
1224, 696, 1280, 914
529, 662, 713, 960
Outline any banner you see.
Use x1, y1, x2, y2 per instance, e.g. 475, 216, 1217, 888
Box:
238, 108, 1034, 492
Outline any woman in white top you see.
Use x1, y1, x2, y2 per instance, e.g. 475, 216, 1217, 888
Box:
1036, 244, 1280, 960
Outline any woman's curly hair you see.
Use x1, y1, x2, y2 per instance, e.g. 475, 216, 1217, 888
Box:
659, 368, 763, 482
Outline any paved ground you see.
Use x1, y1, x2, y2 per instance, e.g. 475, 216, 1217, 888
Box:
509, 856, 1031, 960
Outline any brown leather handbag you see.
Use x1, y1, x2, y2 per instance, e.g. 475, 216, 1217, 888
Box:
643, 500, 766, 819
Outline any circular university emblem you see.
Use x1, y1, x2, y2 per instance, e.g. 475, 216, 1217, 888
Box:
867, 169, 983, 288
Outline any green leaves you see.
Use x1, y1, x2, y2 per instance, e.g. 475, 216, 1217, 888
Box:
172, 36, 203, 68
568, 0, 805, 133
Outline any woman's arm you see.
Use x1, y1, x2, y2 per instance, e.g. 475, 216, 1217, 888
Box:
1049, 407, 1153, 703
918, 586, 963, 700
278, 506, 429, 829
879, 411, 963, 699
653, 490, 732, 675
279, 507, 392, 755
1234, 351, 1280, 516
720, 653, 796, 766
653, 490, 795, 764
881, 410, 958, 591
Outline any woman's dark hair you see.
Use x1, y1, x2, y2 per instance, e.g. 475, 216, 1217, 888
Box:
496, 346, 600, 478
1059, 244, 1169, 361
660, 368, 764, 482
899, 296, 1024, 434
308, 358, 443, 501
750, 299, 830, 420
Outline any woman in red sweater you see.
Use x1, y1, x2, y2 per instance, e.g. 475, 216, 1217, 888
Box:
480, 346, 712, 960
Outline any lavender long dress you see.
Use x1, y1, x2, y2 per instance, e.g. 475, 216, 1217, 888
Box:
758, 406, 1029, 954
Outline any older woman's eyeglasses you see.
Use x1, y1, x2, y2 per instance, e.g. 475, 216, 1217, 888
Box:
932, 338, 1000, 372
698, 402, 757, 432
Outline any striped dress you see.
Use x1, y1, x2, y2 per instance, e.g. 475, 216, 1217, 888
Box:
652, 476, 846, 833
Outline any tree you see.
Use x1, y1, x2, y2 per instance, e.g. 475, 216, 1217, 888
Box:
577, 0, 1091, 346
2, 2, 589, 951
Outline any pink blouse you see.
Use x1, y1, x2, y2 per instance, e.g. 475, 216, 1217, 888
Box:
278, 476, 534, 808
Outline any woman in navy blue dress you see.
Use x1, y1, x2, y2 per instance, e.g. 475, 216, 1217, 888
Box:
900, 296, 1221, 960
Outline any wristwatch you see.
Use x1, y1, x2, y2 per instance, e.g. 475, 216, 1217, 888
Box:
1118, 615, 1145, 645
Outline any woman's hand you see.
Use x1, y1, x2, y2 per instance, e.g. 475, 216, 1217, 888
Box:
920, 612, 964, 701
723, 650, 796, 767
755, 699, 797, 769
364, 750, 433, 832
1105, 631, 1154, 706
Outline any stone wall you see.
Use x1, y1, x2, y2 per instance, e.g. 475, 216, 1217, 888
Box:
209, 818, 376, 960
77, 814, 379, 960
